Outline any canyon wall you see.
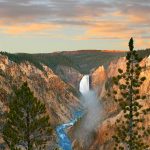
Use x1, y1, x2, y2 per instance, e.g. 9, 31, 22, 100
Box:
90, 56, 150, 150
0, 54, 81, 148
91, 65, 107, 95
55, 65, 83, 89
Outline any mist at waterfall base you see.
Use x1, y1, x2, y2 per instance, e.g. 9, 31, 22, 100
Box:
56, 75, 102, 150
75, 75, 102, 146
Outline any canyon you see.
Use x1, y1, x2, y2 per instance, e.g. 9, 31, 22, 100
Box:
0, 54, 80, 149
0, 49, 150, 150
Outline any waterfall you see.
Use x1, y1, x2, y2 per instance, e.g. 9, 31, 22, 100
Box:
55, 76, 87, 150
56, 74, 101, 150
79, 75, 90, 94
75, 75, 102, 147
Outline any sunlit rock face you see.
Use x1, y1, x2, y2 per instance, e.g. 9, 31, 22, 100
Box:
89, 56, 150, 150
91, 57, 126, 97
139, 56, 150, 96
105, 55, 150, 96
0, 54, 80, 148
91, 65, 107, 95
107, 57, 126, 78
0, 55, 9, 71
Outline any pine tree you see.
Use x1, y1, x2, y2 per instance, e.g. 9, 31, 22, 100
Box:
2, 82, 52, 150
108, 38, 150, 150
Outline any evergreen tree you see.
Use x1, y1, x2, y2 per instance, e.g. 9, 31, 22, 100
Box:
2, 82, 52, 150
107, 38, 150, 150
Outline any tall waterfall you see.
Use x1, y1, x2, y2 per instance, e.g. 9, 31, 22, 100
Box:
76, 74, 102, 147
79, 75, 90, 94
56, 76, 85, 150
56, 75, 101, 150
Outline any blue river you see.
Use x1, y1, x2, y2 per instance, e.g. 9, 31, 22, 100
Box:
56, 111, 83, 150
56, 75, 89, 150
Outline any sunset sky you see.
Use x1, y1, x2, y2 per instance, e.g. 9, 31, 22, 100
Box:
0, 0, 150, 53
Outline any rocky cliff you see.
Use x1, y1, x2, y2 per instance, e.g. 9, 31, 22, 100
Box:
55, 65, 83, 89
0, 54, 81, 148
91, 65, 107, 95
90, 56, 150, 150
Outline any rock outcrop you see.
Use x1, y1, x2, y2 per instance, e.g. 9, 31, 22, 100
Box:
91, 65, 107, 94
90, 56, 150, 150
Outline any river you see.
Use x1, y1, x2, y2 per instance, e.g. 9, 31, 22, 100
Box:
56, 75, 90, 150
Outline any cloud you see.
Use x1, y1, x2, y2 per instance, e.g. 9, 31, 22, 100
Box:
1, 23, 61, 34
0, 0, 150, 42
76, 21, 148, 41
0, 0, 52, 22
136, 39, 150, 49
113, 0, 150, 24
0, 0, 113, 35
0, 0, 112, 24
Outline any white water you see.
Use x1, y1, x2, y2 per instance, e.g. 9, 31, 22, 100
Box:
56, 75, 88, 150
56, 111, 82, 150
77, 75, 102, 147
56, 74, 102, 149
79, 75, 90, 94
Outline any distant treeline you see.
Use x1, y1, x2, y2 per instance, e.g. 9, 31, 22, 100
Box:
0, 51, 78, 72
1, 49, 150, 74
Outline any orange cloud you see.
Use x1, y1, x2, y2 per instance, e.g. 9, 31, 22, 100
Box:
113, 8, 150, 24
136, 39, 150, 48
1, 23, 61, 35
76, 21, 147, 40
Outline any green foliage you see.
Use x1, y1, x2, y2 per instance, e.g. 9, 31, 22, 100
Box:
2, 82, 52, 150
0, 52, 80, 73
128, 37, 134, 51
108, 38, 150, 150
0, 51, 126, 74
1, 48, 150, 74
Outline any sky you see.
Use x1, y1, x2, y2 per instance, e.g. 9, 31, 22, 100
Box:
0, 0, 150, 53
